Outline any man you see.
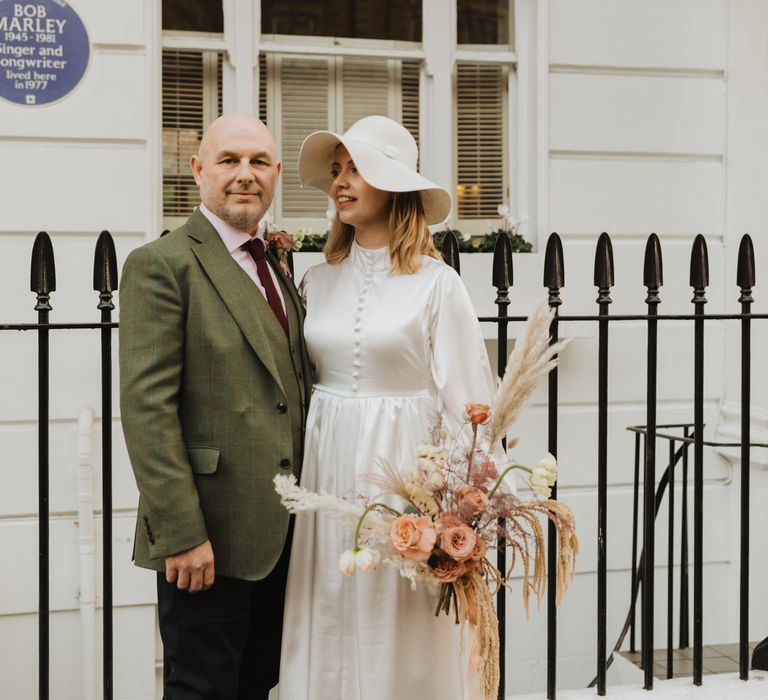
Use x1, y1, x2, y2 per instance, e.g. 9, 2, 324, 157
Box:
119, 113, 311, 699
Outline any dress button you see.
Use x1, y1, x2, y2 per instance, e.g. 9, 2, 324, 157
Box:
351, 383, 359, 392
352, 370, 360, 378
276, 402, 287, 413
280, 458, 291, 469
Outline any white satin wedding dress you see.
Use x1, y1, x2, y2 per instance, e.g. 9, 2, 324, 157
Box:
278, 241, 498, 700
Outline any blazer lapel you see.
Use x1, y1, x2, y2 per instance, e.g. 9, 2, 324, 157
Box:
187, 211, 286, 395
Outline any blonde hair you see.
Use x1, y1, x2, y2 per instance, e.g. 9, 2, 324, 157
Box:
324, 192, 441, 274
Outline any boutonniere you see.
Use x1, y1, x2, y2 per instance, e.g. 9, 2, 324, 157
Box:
266, 230, 295, 279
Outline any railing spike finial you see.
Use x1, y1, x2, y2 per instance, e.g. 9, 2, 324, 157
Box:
440, 229, 461, 275
492, 230, 514, 290
643, 233, 663, 303
543, 232, 565, 306
593, 232, 615, 299
93, 231, 119, 310
689, 234, 709, 304
30, 231, 56, 311
737, 234, 755, 299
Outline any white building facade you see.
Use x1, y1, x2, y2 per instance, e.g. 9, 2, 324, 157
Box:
1, 1, 767, 698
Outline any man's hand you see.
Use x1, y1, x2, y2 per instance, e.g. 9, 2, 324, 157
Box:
165, 540, 215, 592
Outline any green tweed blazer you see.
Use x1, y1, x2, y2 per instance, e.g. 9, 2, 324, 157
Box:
119, 209, 312, 581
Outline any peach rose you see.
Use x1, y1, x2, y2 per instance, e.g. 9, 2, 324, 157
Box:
436, 511, 464, 531
391, 515, 437, 562
431, 551, 468, 583
267, 230, 295, 251
464, 402, 491, 425
470, 536, 488, 562
440, 524, 477, 562
456, 485, 489, 517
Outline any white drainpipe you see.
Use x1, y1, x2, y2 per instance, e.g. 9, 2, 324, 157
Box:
77, 408, 96, 700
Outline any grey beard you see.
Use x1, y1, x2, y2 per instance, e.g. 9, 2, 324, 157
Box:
221, 205, 264, 234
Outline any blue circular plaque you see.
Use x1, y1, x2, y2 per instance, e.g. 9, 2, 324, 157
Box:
0, 0, 90, 106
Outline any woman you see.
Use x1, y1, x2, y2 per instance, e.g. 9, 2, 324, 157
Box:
279, 116, 500, 699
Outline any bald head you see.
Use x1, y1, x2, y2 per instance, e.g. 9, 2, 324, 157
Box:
191, 112, 281, 233
198, 112, 277, 162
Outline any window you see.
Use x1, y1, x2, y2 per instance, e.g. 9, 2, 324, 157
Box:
161, 1, 224, 223
457, 0, 513, 47
161, 50, 223, 219
261, 0, 422, 41
260, 55, 420, 223
456, 63, 506, 220
162, 0, 223, 33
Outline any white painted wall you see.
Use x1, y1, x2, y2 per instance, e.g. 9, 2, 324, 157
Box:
1, 1, 766, 699
0, 1, 160, 698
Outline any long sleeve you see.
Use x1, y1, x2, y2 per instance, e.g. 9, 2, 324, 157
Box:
427, 266, 497, 426
119, 245, 208, 559
427, 266, 515, 491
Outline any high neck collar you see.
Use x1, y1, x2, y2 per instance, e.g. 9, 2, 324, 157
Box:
350, 239, 390, 272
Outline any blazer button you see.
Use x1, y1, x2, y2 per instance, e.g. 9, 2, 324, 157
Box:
276, 402, 287, 413
280, 458, 291, 469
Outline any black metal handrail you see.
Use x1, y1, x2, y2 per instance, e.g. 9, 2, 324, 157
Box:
588, 424, 767, 688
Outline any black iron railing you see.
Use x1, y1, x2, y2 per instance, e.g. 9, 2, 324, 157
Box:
1, 229, 764, 700
442, 229, 762, 698
4, 231, 119, 700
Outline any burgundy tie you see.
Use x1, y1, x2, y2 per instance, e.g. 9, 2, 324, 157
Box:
243, 238, 289, 335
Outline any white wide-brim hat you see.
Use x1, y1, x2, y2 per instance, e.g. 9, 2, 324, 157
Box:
298, 115, 451, 225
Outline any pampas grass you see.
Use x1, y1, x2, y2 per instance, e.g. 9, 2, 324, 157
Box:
273, 474, 392, 544
489, 297, 570, 446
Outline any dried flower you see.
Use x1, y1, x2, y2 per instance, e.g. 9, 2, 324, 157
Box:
529, 452, 558, 497
464, 402, 491, 425
471, 460, 498, 488
405, 482, 440, 516
414, 444, 447, 491
489, 297, 568, 445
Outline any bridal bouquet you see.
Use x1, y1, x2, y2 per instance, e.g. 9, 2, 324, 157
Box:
274, 298, 579, 700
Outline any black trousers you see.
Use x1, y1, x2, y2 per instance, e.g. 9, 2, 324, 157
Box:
157, 524, 293, 700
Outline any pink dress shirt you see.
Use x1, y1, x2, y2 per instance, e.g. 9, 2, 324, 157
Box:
199, 203, 286, 313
